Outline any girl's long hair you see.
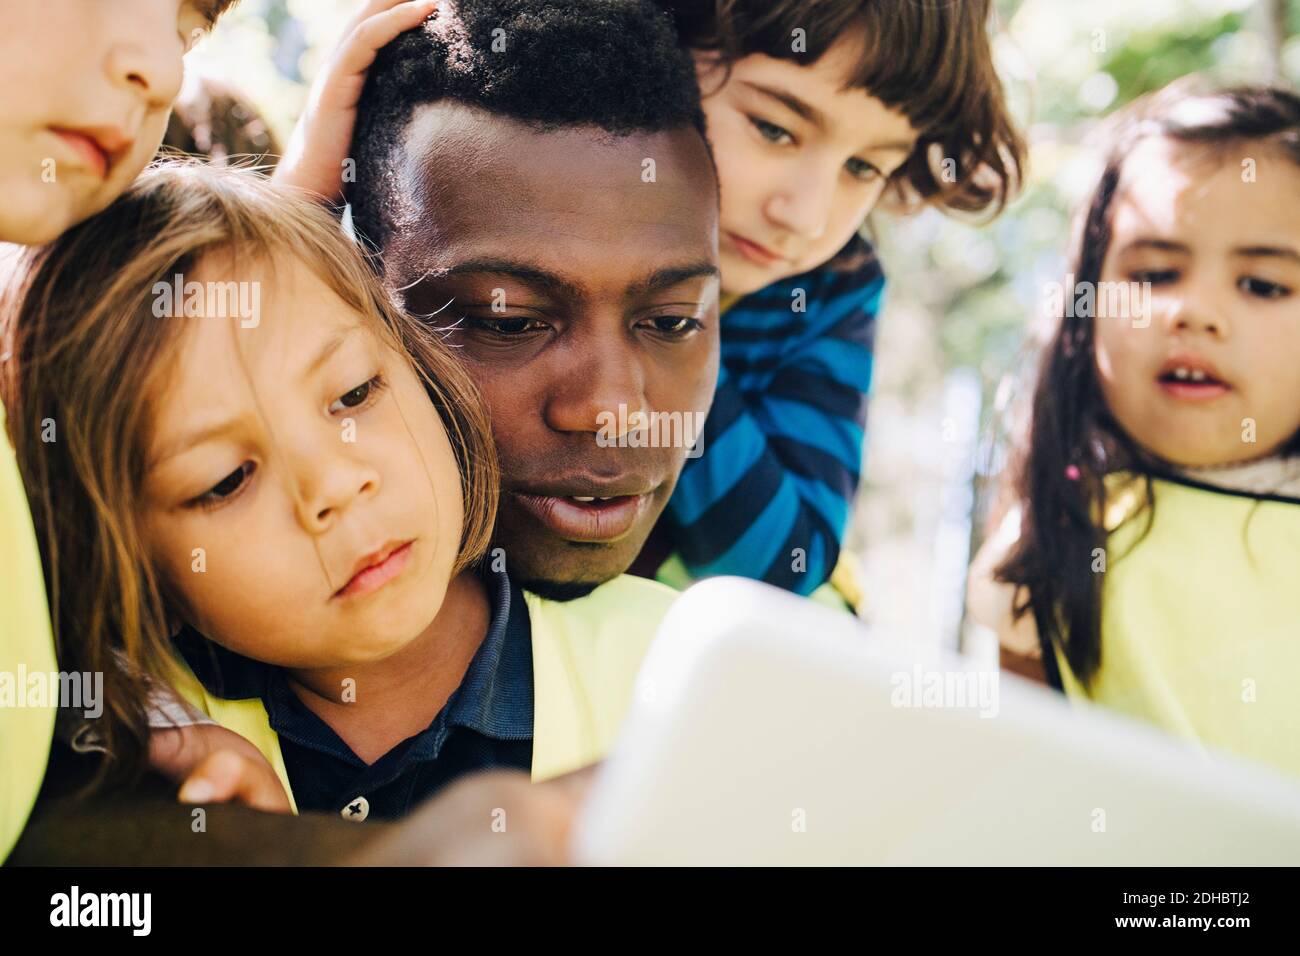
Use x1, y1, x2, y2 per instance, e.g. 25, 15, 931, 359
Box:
0, 161, 499, 788
996, 84, 1300, 687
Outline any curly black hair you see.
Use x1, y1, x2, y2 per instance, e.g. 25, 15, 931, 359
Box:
348, 0, 709, 251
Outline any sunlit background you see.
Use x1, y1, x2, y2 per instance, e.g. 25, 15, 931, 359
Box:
186, 0, 1300, 647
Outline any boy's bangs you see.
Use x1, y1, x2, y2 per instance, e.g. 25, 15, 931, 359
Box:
677, 0, 1024, 215
691, 1, 974, 132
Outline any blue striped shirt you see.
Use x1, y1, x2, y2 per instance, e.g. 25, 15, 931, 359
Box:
664, 236, 883, 595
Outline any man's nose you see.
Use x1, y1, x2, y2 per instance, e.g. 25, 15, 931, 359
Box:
544, 339, 648, 437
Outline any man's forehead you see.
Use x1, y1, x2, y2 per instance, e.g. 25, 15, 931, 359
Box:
389, 101, 717, 264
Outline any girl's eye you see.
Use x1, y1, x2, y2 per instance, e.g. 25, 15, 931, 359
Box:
643, 315, 703, 336
197, 462, 255, 505
845, 157, 882, 183
1132, 269, 1179, 285
329, 375, 386, 414
750, 117, 794, 146
1239, 276, 1290, 300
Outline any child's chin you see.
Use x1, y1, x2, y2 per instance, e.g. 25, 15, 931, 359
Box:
720, 256, 782, 296
4, 188, 81, 246
353, 603, 442, 655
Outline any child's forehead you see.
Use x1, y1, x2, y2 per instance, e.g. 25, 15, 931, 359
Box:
162, 254, 378, 374
727, 36, 867, 98
1116, 136, 1300, 220
718, 39, 918, 147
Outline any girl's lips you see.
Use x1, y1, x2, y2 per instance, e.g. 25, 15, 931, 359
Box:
1157, 379, 1231, 402
334, 541, 414, 599
1155, 357, 1231, 403
512, 492, 648, 543
725, 232, 789, 270
50, 129, 112, 179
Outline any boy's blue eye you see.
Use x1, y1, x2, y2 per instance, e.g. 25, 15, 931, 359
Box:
1239, 276, 1290, 299
845, 157, 882, 183
750, 117, 794, 146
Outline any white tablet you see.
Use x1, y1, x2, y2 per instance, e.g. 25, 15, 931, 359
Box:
573, 577, 1300, 865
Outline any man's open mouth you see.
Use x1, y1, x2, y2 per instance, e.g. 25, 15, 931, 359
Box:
511, 488, 652, 543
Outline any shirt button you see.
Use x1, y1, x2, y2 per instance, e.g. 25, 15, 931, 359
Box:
341, 796, 370, 822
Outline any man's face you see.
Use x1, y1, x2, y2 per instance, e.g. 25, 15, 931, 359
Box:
382, 104, 720, 598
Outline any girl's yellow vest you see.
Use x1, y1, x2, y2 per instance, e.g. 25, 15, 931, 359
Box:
1, 400, 58, 859
1056, 473, 1300, 778
176, 574, 679, 812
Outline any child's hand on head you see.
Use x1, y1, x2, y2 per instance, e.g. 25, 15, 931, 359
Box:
151, 723, 292, 814
275, 0, 439, 200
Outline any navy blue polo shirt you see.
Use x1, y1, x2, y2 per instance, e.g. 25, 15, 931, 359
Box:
175, 564, 533, 821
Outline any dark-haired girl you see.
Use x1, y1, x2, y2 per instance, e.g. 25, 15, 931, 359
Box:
969, 84, 1300, 779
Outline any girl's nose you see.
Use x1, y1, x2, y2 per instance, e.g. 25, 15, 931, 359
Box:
1165, 294, 1229, 338
295, 458, 382, 534
103, 12, 186, 109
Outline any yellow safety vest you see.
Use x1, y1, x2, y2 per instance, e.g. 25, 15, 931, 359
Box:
655, 551, 864, 615
1056, 473, 1300, 778
0, 399, 58, 859
174, 574, 679, 812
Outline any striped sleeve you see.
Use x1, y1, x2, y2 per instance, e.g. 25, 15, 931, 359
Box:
665, 260, 882, 594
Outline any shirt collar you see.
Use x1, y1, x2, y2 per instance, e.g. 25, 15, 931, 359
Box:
446, 562, 533, 739
174, 561, 534, 743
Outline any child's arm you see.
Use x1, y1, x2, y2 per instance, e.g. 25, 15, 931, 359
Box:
151, 723, 292, 814
665, 265, 881, 596
145, 682, 291, 812
274, 0, 438, 199
965, 506, 1048, 684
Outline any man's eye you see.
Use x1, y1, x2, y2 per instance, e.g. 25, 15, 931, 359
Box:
467, 315, 548, 336
329, 375, 386, 414
1239, 276, 1290, 299
198, 462, 255, 505
845, 157, 882, 182
750, 117, 794, 146
1131, 269, 1179, 285
644, 315, 703, 336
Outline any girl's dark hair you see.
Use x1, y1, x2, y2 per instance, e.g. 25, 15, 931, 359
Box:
996, 84, 1300, 687
664, 0, 1026, 225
